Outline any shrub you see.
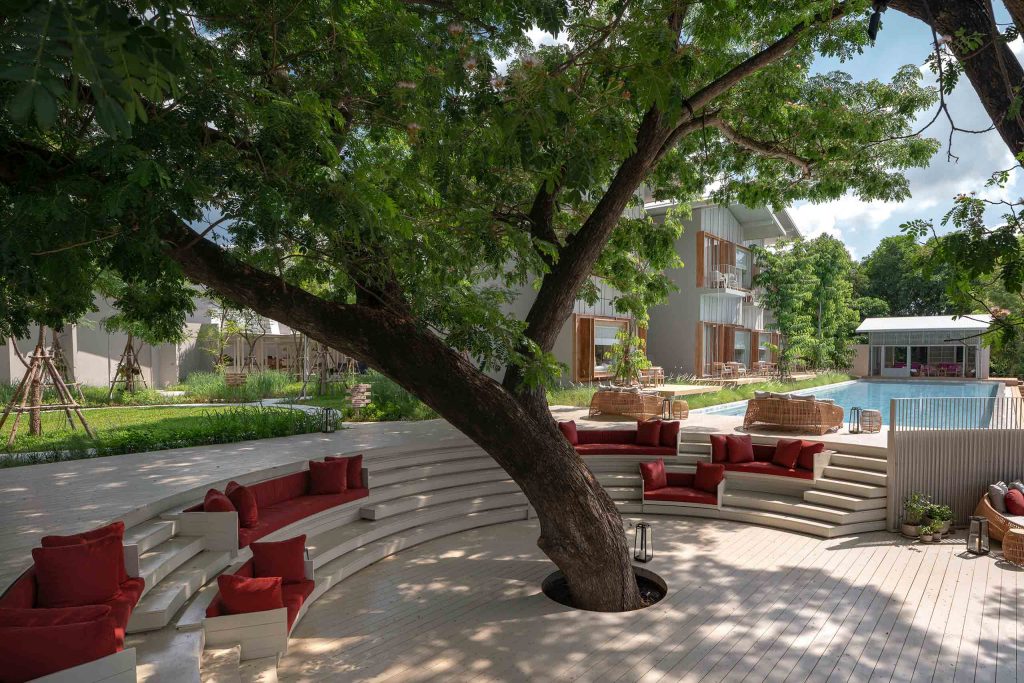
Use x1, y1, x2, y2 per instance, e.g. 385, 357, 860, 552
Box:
181, 370, 298, 402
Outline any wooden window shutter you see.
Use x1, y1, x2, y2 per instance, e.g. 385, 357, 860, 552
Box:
575, 316, 595, 382
696, 232, 705, 288
695, 323, 704, 377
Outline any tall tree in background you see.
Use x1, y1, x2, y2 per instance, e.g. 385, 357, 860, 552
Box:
753, 241, 816, 376
858, 234, 950, 315
806, 235, 859, 368
0, 0, 939, 610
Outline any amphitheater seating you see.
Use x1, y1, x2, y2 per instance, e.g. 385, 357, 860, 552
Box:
640, 460, 725, 507
709, 434, 820, 480
559, 419, 681, 456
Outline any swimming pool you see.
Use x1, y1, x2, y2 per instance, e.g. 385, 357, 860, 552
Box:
698, 380, 1004, 426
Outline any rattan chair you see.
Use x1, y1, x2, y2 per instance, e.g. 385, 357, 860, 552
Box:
588, 390, 664, 420
974, 493, 1024, 543
742, 397, 844, 435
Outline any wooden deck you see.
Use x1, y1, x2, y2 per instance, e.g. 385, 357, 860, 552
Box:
281, 518, 1022, 682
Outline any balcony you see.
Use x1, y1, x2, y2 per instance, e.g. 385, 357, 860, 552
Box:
703, 263, 751, 294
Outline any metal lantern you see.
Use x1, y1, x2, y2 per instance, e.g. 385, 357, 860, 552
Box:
967, 516, 990, 555
319, 407, 337, 434
848, 406, 863, 434
633, 522, 653, 563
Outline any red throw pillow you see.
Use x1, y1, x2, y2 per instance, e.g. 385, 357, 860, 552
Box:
251, 535, 307, 584
203, 489, 236, 513
710, 434, 728, 463
773, 439, 802, 469
659, 420, 681, 448
0, 615, 118, 683
694, 462, 725, 493
558, 421, 579, 446
308, 459, 348, 495
0, 605, 112, 628
325, 455, 364, 489
1007, 489, 1024, 515
217, 574, 284, 615
225, 482, 259, 529
797, 441, 824, 471
637, 420, 662, 447
32, 536, 121, 608
42, 521, 128, 584
726, 435, 755, 464
639, 459, 668, 491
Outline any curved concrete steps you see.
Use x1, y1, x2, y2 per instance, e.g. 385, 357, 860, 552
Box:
360, 479, 520, 520
128, 549, 231, 633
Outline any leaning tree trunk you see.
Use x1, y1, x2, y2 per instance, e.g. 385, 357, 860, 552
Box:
163, 223, 643, 612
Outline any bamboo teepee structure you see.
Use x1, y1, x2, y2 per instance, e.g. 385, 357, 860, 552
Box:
108, 334, 147, 399
0, 328, 94, 448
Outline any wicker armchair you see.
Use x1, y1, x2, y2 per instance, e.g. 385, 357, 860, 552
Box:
588, 389, 664, 421
743, 397, 844, 435
974, 493, 1024, 543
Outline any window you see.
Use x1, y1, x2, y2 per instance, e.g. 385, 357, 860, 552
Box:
594, 322, 627, 374
885, 345, 907, 368
734, 330, 750, 367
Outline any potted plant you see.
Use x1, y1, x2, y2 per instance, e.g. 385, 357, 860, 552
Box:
918, 522, 934, 543
926, 504, 953, 534
902, 492, 930, 537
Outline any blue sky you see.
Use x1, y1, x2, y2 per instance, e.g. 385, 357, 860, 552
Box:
791, 10, 1022, 259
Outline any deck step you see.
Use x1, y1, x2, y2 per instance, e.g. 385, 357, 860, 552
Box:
201, 646, 241, 683
723, 491, 887, 525
614, 501, 644, 514
829, 453, 887, 472
366, 445, 484, 471
137, 535, 205, 596
125, 519, 177, 555
822, 465, 887, 486
804, 489, 887, 511
604, 486, 641, 501
128, 549, 231, 633
239, 656, 279, 683
363, 468, 513, 507
720, 507, 886, 538
814, 476, 887, 499
359, 479, 519, 520
366, 456, 501, 487
595, 473, 642, 487
677, 441, 712, 455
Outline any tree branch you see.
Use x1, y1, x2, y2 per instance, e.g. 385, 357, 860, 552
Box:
710, 118, 812, 177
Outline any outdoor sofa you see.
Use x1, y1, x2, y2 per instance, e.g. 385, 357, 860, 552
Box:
588, 388, 666, 421
710, 434, 823, 480
559, 419, 681, 456
742, 393, 844, 435
640, 459, 725, 507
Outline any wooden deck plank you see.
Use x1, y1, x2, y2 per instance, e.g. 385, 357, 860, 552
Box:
954, 549, 992, 683
908, 544, 965, 683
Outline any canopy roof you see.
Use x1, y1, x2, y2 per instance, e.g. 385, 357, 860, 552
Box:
856, 315, 993, 334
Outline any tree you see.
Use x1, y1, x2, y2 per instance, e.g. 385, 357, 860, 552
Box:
752, 241, 817, 376
859, 235, 951, 316
805, 235, 859, 368
1, 0, 938, 611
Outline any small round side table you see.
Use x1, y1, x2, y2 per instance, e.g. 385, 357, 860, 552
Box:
1003, 528, 1024, 566
860, 409, 882, 434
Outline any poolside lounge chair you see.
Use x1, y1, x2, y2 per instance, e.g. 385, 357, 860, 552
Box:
588, 389, 664, 421
974, 493, 1024, 542
742, 396, 844, 435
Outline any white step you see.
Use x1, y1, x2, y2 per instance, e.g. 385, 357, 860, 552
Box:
596, 473, 642, 487
138, 536, 205, 596
128, 622, 204, 683
823, 464, 887, 486
175, 579, 222, 631
240, 656, 278, 683
360, 479, 520, 520
815, 476, 887, 499
366, 445, 484, 470
366, 456, 501, 487
363, 468, 513, 507
724, 491, 888, 525
829, 453, 887, 472
125, 519, 177, 555
128, 549, 231, 633
673, 453, 710, 465
201, 646, 241, 683
804, 489, 887, 511
720, 507, 886, 538
604, 486, 641, 502
677, 441, 712, 454
614, 501, 644, 514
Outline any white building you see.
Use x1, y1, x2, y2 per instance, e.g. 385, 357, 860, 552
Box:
855, 315, 993, 379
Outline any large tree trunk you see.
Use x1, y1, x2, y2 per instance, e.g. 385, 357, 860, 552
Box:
890, 0, 1024, 160
162, 223, 642, 612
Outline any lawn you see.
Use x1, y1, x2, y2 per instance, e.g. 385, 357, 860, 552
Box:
0, 405, 324, 466
546, 372, 854, 409
302, 371, 437, 422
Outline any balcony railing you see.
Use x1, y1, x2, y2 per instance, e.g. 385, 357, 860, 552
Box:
704, 264, 751, 291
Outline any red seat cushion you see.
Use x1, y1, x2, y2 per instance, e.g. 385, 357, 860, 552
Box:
576, 429, 637, 445
574, 444, 677, 456
726, 434, 755, 463
1007, 489, 1024, 515
204, 489, 236, 513
723, 461, 814, 480
236, 488, 369, 548
659, 420, 681, 448
645, 486, 717, 505
665, 471, 695, 487
558, 421, 578, 445
798, 441, 824, 471
710, 434, 728, 463
31, 535, 122, 608
308, 459, 348, 495
217, 574, 284, 615
103, 578, 145, 649
637, 420, 662, 447
0, 605, 112, 627
773, 439, 802, 469
0, 612, 118, 683
282, 579, 315, 629
41, 521, 128, 584
694, 462, 725, 493
251, 535, 307, 584
639, 459, 667, 491
0, 569, 36, 609
325, 455, 365, 489
225, 482, 259, 529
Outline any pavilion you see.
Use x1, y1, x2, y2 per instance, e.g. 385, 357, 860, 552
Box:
856, 314, 993, 379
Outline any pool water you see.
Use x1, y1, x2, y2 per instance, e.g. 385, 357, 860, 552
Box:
699, 380, 1003, 425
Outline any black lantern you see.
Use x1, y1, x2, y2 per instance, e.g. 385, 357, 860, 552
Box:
849, 407, 863, 434
320, 407, 337, 433
967, 516, 990, 555
633, 522, 653, 563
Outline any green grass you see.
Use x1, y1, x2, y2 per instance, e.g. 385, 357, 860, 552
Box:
546, 372, 854, 409
0, 405, 324, 466
302, 371, 437, 422
179, 370, 304, 402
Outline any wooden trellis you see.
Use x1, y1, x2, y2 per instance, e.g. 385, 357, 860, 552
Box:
108, 334, 147, 399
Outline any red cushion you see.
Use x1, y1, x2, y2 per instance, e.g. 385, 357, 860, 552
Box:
225, 482, 259, 528
694, 462, 725, 493
558, 421, 578, 445
798, 441, 824, 471
204, 489, 236, 513
773, 439, 802, 469
726, 435, 755, 463
308, 459, 347, 495
576, 429, 637, 445
644, 486, 717, 505
251, 471, 311, 508
31, 535, 121, 608
0, 605, 111, 627
710, 434, 728, 463
103, 578, 145, 649
659, 420, 681, 448
666, 471, 695, 487
574, 444, 677, 456
0, 613, 118, 683
639, 459, 667, 491
325, 455, 365, 489
251, 535, 307, 584
236, 488, 369, 548
41, 521, 128, 584
723, 461, 814, 479
0, 569, 36, 609
217, 574, 284, 615
636, 420, 662, 447
1007, 489, 1024, 515
282, 579, 315, 629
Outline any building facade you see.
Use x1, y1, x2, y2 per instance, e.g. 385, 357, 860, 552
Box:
855, 315, 992, 379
